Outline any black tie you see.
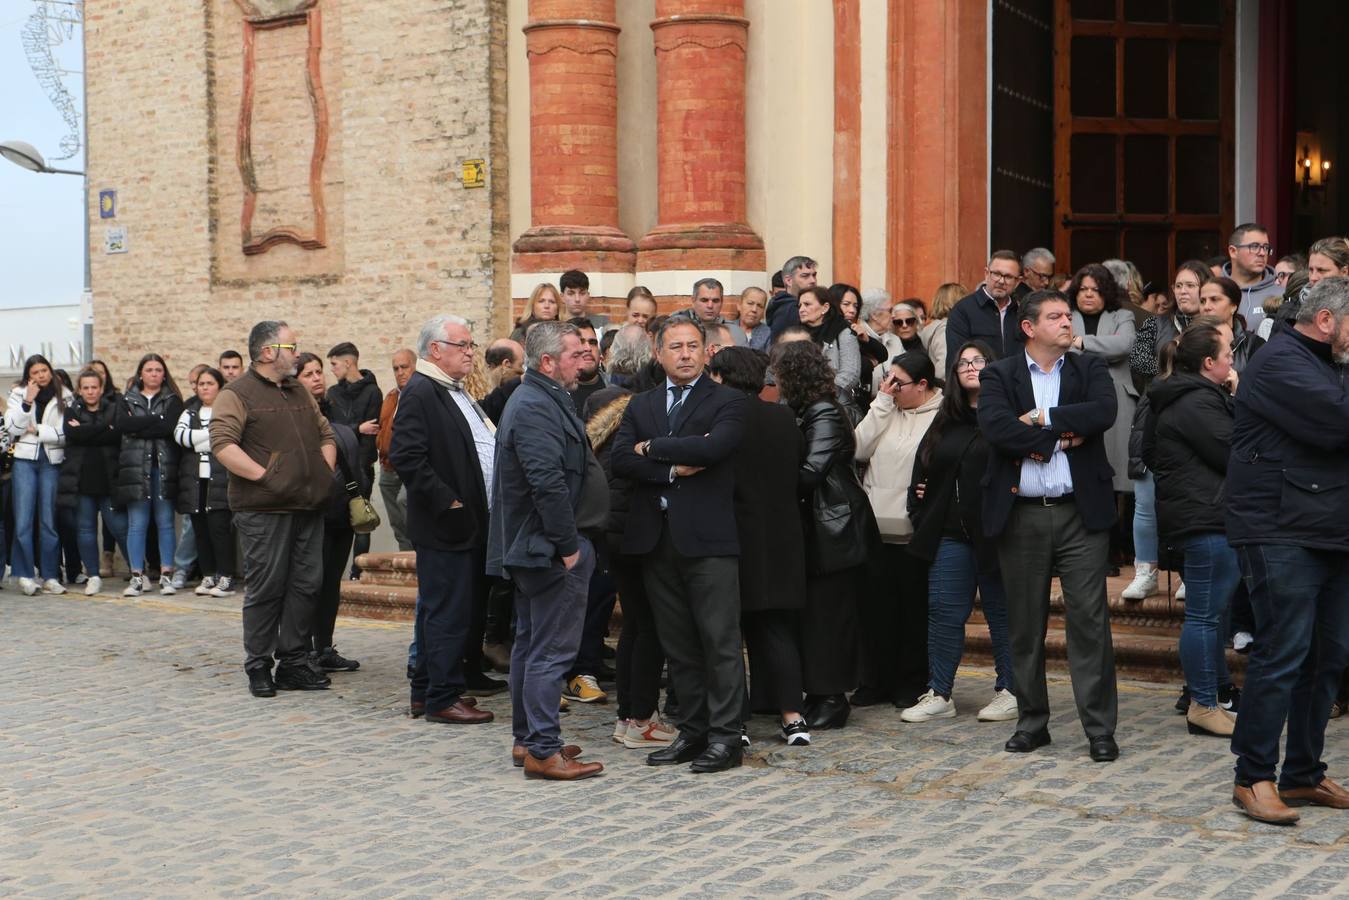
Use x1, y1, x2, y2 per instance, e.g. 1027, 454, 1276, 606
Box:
667, 384, 687, 434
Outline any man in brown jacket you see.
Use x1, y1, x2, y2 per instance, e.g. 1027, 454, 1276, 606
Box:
210, 320, 337, 698
375, 348, 416, 551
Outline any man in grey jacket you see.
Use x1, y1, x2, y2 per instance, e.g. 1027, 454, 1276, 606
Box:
487, 321, 608, 781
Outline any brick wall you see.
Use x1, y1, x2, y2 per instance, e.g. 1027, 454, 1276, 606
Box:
87, 0, 510, 382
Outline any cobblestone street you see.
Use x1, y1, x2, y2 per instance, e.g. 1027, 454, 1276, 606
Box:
6, 591, 1349, 898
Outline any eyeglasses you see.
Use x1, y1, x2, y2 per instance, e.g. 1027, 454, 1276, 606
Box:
986, 270, 1020, 283
889, 377, 915, 389
432, 339, 477, 353
954, 356, 988, 371
266, 343, 298, 352
1234, 242, 1273, 255
1026, 270, 1054, 281
894, 317, 918, 327
1275, 271, 1292, 283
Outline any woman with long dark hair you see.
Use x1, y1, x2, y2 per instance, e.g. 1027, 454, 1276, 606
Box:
833, 282, 887, 371
796, 285, 861, 403
1200, 276, 1266, 373
115, 353, 184, 597
903, 340, 1017, 723
58, 367, 129, 596
772, 341, 880, 731
88, 359, 123, 576
174, 366, 235, 597
5, 354, 74, 595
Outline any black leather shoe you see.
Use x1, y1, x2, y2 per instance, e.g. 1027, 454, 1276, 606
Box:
316, 646, 360, 672
1088, 734, 1119, 762
464, 671, 509, 696
1004, 729, 1051, 753
805, 694, 850, 731
646, 733, 707, 766
274, 663, 331, 691
690, 741, 743, 773
248, 667, 276, 698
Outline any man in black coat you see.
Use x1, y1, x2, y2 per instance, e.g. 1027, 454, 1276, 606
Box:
389, 315, 494, 726
486, 321, 608, 780
946, 249, 1026, 369
1226, 276, 1349, 825
978, 289, 1120, 762
326, 342, 383, 577
766, 255, 817, 341
612, 316, 748, 772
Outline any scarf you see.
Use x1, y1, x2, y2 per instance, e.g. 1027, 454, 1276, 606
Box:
415, 358, 495, 432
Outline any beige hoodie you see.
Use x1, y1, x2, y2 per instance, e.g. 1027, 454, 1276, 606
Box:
854, 389, 943, 543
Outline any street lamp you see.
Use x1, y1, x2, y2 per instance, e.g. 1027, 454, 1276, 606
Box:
0, 138, 92, 363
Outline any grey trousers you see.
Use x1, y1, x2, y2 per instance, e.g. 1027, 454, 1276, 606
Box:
378, 468, 412, 552
997, 500, 1118, 738
235, 510, 324, 671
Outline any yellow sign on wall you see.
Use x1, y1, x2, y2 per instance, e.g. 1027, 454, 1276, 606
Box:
462, 159, 486, 188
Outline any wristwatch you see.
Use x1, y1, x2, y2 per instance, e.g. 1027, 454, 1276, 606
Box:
1029, 408, 1042, 427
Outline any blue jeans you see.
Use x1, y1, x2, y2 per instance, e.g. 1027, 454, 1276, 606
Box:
173, 516, 197, 573
1178, 533, 1237, 708
927, 538, 1014, 697
10, 454, 61, 579
1131, 472, 1158, 563
125, 467, 176, 574
1232, 544, 1349, 788
77, 495, 128, 578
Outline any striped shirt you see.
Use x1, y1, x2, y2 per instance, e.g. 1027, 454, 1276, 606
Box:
1018, 352, 1074, 498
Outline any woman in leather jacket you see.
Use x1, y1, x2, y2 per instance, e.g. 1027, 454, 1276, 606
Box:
771, 341, 880, 732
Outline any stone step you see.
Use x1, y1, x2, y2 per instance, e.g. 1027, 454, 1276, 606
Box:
339, 583, 418, 622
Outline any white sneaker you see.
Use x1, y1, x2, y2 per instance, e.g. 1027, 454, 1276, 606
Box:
1175, 581, 1187, 601
170, 570, 187, 590
195, 576, 217, 596
74, 572, 89, 585
84, 576, 102, 596
209, 576, 237, 598
977, 688, 1019, 722
123, 574, 146, 597
1233, 631, 1253, 652
19, 577, 39, 596
42, 579, 66, 595
612, 718, 629, 744
159, 575, 177, 596
1121, 562, 1157, 601
900, 689, 957, 723
623, 718, 678, 748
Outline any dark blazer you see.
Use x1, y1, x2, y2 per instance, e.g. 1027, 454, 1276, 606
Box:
486, 369, 590, 573
389, 370, 490, 553
977, 350, 1118, 536
611, 373, 746, 557
735, 398, 807, 611
945, 287, 1024, 369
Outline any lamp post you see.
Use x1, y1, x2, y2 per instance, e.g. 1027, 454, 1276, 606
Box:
0, 139, 91, 364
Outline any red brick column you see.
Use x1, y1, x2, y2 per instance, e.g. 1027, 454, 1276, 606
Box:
636, 0, 764, 304
512, 0, 635, 313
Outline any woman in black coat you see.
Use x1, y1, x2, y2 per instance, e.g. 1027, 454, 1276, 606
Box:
772, 340, 880, 731
58, 368, 128, 596
709, 347, 812, 746
904, 341, 1017, 724
115, 354, 184, 596
1142, 318, 1241, 738
89, 359, 123, 576
174, 367, 234, 597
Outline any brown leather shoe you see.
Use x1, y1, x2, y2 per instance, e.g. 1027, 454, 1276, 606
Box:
513, 744, 582, 767
523, 751, 604, 781
425, 701, 494, 724
412, 696, 476, 716
1281, 777, 1349, 809
1233, 781, 1300, 825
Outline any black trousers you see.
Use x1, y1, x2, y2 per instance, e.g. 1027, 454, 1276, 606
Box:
643, 522, 745, 744
484, 576, 515, 644
236, 511, 323, 671
742, 609, 804, 715
570, 537, 617, 678
612, 544, 664, 721
312, 523, 354, 651
191, 491, 235, 578
858, 544, 929, 702
800, 566, 863, 696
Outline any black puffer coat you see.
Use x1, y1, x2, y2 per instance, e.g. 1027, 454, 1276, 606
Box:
175, 399, 230, 514
326, 369, 382, 472
797, 399, 880, 575
1142, 373, 1232, 542
115, 389, 184, 505
57, 395, 122, 509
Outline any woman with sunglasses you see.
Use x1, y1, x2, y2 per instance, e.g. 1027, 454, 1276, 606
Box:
902, 341, 1017, 724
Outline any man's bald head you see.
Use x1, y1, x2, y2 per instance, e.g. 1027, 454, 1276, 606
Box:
486, 338, 525, 379
391, 348, 416, 389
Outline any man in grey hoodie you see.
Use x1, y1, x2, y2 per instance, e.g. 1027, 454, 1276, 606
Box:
1223, 223, 1282, 335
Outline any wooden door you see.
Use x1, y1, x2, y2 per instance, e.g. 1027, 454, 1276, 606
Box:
1054, 0, 1235, 286
991, 0, 1055, 254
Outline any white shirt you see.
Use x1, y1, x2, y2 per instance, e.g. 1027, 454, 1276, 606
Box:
1018, 352, 1074, 498
447, 388, 496, 510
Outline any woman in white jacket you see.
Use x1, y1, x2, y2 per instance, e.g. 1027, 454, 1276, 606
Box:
6, 354, 74, 595
850, 351, 943, 708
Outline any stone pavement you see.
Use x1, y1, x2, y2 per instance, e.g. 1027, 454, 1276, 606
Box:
6, 592, 1349, 898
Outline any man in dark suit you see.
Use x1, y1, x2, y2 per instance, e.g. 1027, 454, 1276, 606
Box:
487, 321, 608, 781
978, 289, 1121, 762
389, 314, 495, 726
612, 316, 748, 772
946, 249, 1026, 368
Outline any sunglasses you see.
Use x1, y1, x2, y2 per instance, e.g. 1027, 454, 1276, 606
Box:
895, 317, 918, 326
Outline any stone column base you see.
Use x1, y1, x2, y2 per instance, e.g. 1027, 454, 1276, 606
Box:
635, 222, 766, 307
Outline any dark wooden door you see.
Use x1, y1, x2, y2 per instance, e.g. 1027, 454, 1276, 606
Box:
991, 0, 1055, 254
1054, 0, 1235, 286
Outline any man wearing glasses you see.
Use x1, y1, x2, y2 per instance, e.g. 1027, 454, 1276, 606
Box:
1016, 248, 1057, 299
1223, 222, 1283, 334
211, 320, 338, 698
945, 249, 1026, 368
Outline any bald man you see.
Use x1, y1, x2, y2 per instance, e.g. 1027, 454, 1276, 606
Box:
485, 338, 525, 389
377, 348, 417, 552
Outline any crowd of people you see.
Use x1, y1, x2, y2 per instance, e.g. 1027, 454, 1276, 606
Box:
7, 230, 1349, 813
